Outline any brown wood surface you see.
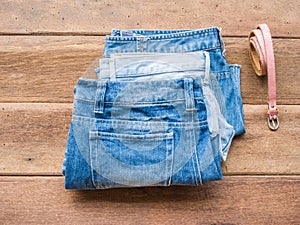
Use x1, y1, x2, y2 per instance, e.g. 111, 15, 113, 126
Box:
0, 103, 72, 175
0, 36, 101, 103
0, 0, 299, 37
1, 0, 299, 224
0, 103, 299, 175
0, 36, 299, 104
0, 176, 299, 224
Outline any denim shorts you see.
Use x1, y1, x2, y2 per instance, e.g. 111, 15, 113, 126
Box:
62, 27, 243, 190
98, 51, 234, 161
102, 27, 245, 135
62, 72, 228, 189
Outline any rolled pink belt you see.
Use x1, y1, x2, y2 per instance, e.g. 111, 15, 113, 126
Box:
248, 24, 279, 131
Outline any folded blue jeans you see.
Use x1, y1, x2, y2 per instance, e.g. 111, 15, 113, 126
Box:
62, 27, 244, 189
102, 27, 245, 135
98, 51, 234, 161
63, 77, 224, 189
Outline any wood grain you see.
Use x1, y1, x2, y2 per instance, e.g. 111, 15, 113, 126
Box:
0, 36, 299, 104
0, 103, 299, 175
0, 0, 299, 223
0, 176, 299, 224
0, 103, 72, 175
0, 36, 101, 103
0, 0, 299, 37
224, 104, 300, 175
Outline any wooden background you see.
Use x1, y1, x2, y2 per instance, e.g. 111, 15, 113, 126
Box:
0, 0, 299, 224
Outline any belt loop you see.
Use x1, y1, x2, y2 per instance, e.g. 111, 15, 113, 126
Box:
109, 58, 116, 81
217, 27, 226, 56
94, 81, 108, 115
203, 51, 211, 85
136, 36, 148, 52
184, 78, 196, 111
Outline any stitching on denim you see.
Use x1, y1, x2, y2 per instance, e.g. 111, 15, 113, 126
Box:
113, 69, 206, 78
72, 115, 208, 127
190, 131, 198, 185
105, 28, 219, 41
211, 71, 233, 79
165, 139, 170, 186
94, 131, 173, 141
193, 131, 202, 185
168, 136, 175, 186
189, 94, 197, 185
74, 97, 204, 105
89, 136, 97, 189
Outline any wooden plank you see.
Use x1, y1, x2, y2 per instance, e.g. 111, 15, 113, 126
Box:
0, 103, 72, 175
0, 176, 299, 224
0, 0, 299, 37
0, 36, 101, 103
0, 103, 299, 175
225, 37, 300, 105
224, 104, 300, 175
0, 36, 299, 104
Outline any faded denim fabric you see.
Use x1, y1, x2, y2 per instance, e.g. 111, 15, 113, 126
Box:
62, 27, 244, 190
98, 51, 234, 161
102, 27, 245, 135
63, 77, 223, 189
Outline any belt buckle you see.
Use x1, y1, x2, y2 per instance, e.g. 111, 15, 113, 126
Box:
267, 116, 279, 131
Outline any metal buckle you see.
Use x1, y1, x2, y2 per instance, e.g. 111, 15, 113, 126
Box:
267, 116, 279, 131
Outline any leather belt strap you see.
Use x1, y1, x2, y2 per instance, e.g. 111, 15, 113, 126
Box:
248, 24, 279, 131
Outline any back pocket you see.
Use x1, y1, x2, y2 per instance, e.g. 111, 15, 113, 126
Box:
89, 130, 174, 189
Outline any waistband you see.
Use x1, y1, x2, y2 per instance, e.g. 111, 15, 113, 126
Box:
104, 27, 225, 60
99, 52, 208, 80
111, 29, 191, 37
75, 77, 205, 104
107, 27, 221, 41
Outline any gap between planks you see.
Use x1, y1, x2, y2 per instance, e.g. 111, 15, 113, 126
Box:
0, 0, 299, 37
0, 36, 299, 104
0, 103, 299, 176
0, 176, 299, 225
0, 32, 300, 39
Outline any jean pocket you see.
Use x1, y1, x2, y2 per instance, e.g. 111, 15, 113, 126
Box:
89, 130, 174, 189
